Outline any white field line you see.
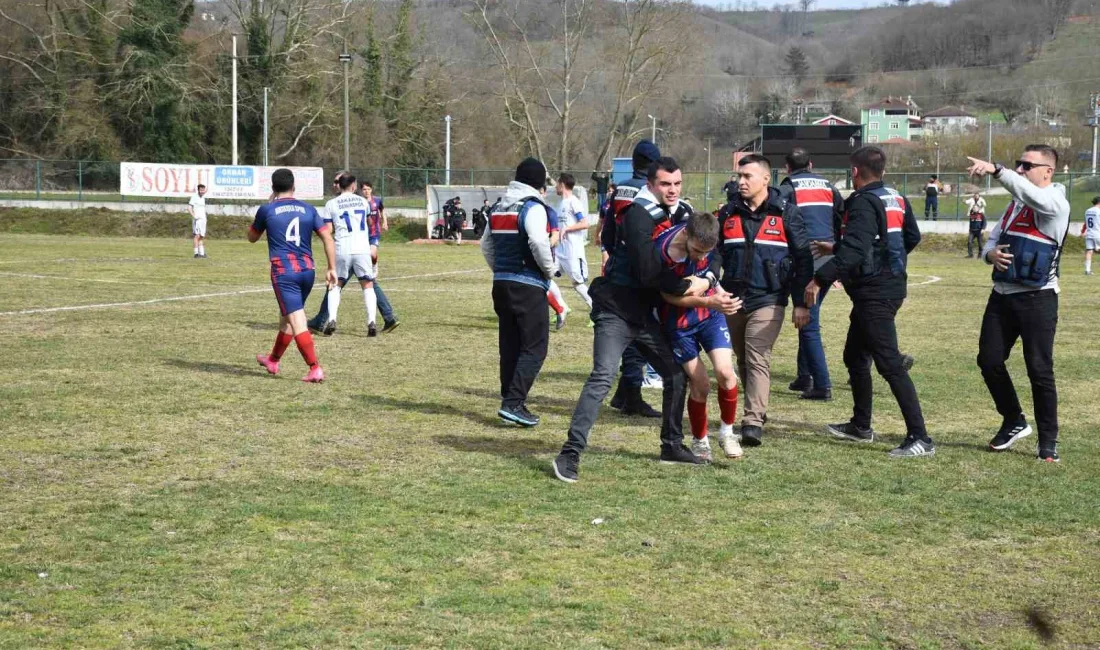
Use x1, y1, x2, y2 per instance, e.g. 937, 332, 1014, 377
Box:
0, 271, 161, 285
910, 274, 942, 286
0, 268, 487, 317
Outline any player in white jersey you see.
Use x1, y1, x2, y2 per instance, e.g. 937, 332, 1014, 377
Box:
322, 173, 380, 335
1082, 196, 1100, 275
189, 184, 208, 258
553, 173, 593, 313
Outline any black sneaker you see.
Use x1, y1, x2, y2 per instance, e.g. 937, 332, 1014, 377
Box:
989, 416, 1032, 451
740, 425, 763, 447
382, 319, 400, 333
1038, 445, 1060, 463
901, 354, 915, 372
552, 452, 579, 482
888, 437, 936, 458
799, 387, 833, 401
609, 384, 626, 410
307, 318, 325, 335
322, 320, 337, 336
368, 322, 378, 337
498, 403, 539, 427
193, 253, 201, 258
827, 422, 875, 443
622, 389, 660, 418
788, 376, 813, 392
659, 443, 707, 465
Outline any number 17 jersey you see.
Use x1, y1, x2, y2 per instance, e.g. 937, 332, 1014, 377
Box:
251, 198, 328, 275
324, 193, 374, 256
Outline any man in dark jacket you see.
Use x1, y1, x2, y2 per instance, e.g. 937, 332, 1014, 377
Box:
553, 156, 724, 483
718, 154, 813, 446
807, 145, 934, 458
779, 147, 844, 401
591, 169, 611, 211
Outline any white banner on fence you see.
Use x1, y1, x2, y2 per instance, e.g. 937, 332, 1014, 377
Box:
120, 162, 325, 200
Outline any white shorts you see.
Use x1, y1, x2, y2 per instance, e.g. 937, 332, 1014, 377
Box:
558, 256, 588, 285
192, 217, 207, 237
336, 253, 376, 281
1086, 236, 1100, 251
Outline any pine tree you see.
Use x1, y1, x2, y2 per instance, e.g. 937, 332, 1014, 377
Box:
784, 46, 809, 84
361, 13, 383, 110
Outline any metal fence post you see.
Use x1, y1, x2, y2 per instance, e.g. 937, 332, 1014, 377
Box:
78, 161, 83, 201
380, 168, 386, 198
470, 169, 474, 185
955, 173, 961, 220
35, 160, 41, 200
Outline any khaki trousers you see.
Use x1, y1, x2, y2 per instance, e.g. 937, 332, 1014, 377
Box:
726, 305, 786, 427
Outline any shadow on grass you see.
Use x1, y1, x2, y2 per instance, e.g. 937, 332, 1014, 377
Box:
355, 394, 504, 427
243, 321, 279, 331
537, 370, 593, 383
461, 387, 579, 411
164, 358, 255, 377
420, 319, 497, 331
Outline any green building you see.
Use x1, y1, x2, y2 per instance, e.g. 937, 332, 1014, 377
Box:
861, 96, 923, 144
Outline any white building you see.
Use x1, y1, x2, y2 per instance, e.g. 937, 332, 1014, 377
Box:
923, 106, 979, 134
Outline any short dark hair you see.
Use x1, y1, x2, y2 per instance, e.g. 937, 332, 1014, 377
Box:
1024, 144, 1059, 168
930, 175, 938, 181
850, 146, 887, 179
646, 156, 680, 181
738, 154, 771, 173
785, 147, 811, 171
337, 173, 356, 190
196, 184, 206, 190
1092, 196, 1100, 206
271, 168, 295, 194
361, 180, 373, 189
685, 211, 720, 251
558, 173, 576, 190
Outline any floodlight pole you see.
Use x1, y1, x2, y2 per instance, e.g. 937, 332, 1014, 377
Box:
263, 87, 269, 167
986, 120, 992, 192
231, 34, 238, 165
647, 114, 657, 142
1091, 92, 1099, 176
340, 52, 352, 171
445, 114, 452, 186
705, 137, 712, 213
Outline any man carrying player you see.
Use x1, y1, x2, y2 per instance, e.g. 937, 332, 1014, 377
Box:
252, 168, 337, 383
322, 173, 380, 336
656, 211, 743, 461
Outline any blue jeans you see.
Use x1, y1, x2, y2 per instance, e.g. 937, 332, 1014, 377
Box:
796, 283, 832, 389
620, 343, 645, 387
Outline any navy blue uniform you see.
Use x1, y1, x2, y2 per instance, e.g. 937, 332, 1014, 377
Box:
251, 198, 329, 316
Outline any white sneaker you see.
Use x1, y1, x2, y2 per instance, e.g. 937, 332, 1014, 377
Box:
716, 429, 744, 459
691, 436, 713, 463
641, 374, 664, 390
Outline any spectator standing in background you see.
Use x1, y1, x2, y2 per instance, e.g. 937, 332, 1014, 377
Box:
189, 184, 208, 258
722, 174, 738, 205
1082, 196, 1100, 275
966, 192, 987, 258
591, 168, 611, 211
924, 175, 941, 221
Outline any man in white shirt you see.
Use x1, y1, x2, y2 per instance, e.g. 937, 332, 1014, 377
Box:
189, 184, 208, 258
1082, 196, 1100, 275
322, 173, 380, 336
554, 173, 593, 311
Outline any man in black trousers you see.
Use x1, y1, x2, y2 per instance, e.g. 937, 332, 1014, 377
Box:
806, 146, 934, 458
553, 157, 723, 483
481, 158, 559, 427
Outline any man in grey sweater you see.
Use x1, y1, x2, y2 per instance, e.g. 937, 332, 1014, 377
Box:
481, 158, 560, 427
967, 145, 1070, 462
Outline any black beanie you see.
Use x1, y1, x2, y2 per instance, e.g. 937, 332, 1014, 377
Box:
515, 157, 547, 190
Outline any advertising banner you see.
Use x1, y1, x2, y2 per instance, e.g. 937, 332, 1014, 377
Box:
120, 162, 325, 200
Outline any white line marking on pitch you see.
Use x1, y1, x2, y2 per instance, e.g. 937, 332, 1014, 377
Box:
0, 271, 161, 285
0, 268, 487, 317
910, 274, 942, 286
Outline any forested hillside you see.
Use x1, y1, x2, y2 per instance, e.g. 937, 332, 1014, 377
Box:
0, 0, 1096, 173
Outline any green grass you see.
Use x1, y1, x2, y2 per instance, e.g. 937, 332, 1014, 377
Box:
0, 192, 425, 210
1, 233, 1099, 648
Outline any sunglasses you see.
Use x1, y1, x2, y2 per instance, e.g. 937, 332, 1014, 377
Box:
1015, 160, 1051, 172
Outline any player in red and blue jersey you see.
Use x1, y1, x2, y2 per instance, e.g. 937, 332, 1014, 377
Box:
656, 211, 744, 461
250, 168, 337, 383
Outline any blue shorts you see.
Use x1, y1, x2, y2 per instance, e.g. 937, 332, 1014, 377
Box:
668, 316, 732, 366
369, 235, 381, 246
271, 269, 315, 316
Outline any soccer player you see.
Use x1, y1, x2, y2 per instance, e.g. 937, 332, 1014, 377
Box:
251, 168, 337, 383
656, 211, 743, 461
545, 204, 570, 331
189, 184, 208, 258
362, 180, 400, 332
554, 173, 593, 312
323, 173, 380, 336
1082, 196, 1100, 275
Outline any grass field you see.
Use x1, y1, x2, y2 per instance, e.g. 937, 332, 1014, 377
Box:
1, 232, 1099, 648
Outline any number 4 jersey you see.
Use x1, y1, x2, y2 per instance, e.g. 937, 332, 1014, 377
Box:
324, 193, 374, 256
251, 198, 329, 275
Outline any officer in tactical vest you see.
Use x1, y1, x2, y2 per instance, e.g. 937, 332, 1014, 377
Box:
968, 145, 1070, 462
779, 147, 844, 402
553, 157, 724, 483
719, 154, 813, 447
807, 145, 933, 458
480, 158, 560, 427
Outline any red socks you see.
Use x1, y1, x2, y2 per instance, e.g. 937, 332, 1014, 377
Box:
687, 398, 708, 439
270, 331, 293, 361
294, 331, 319, 368
546, 290, 565, 315
718, 385, 739, 426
